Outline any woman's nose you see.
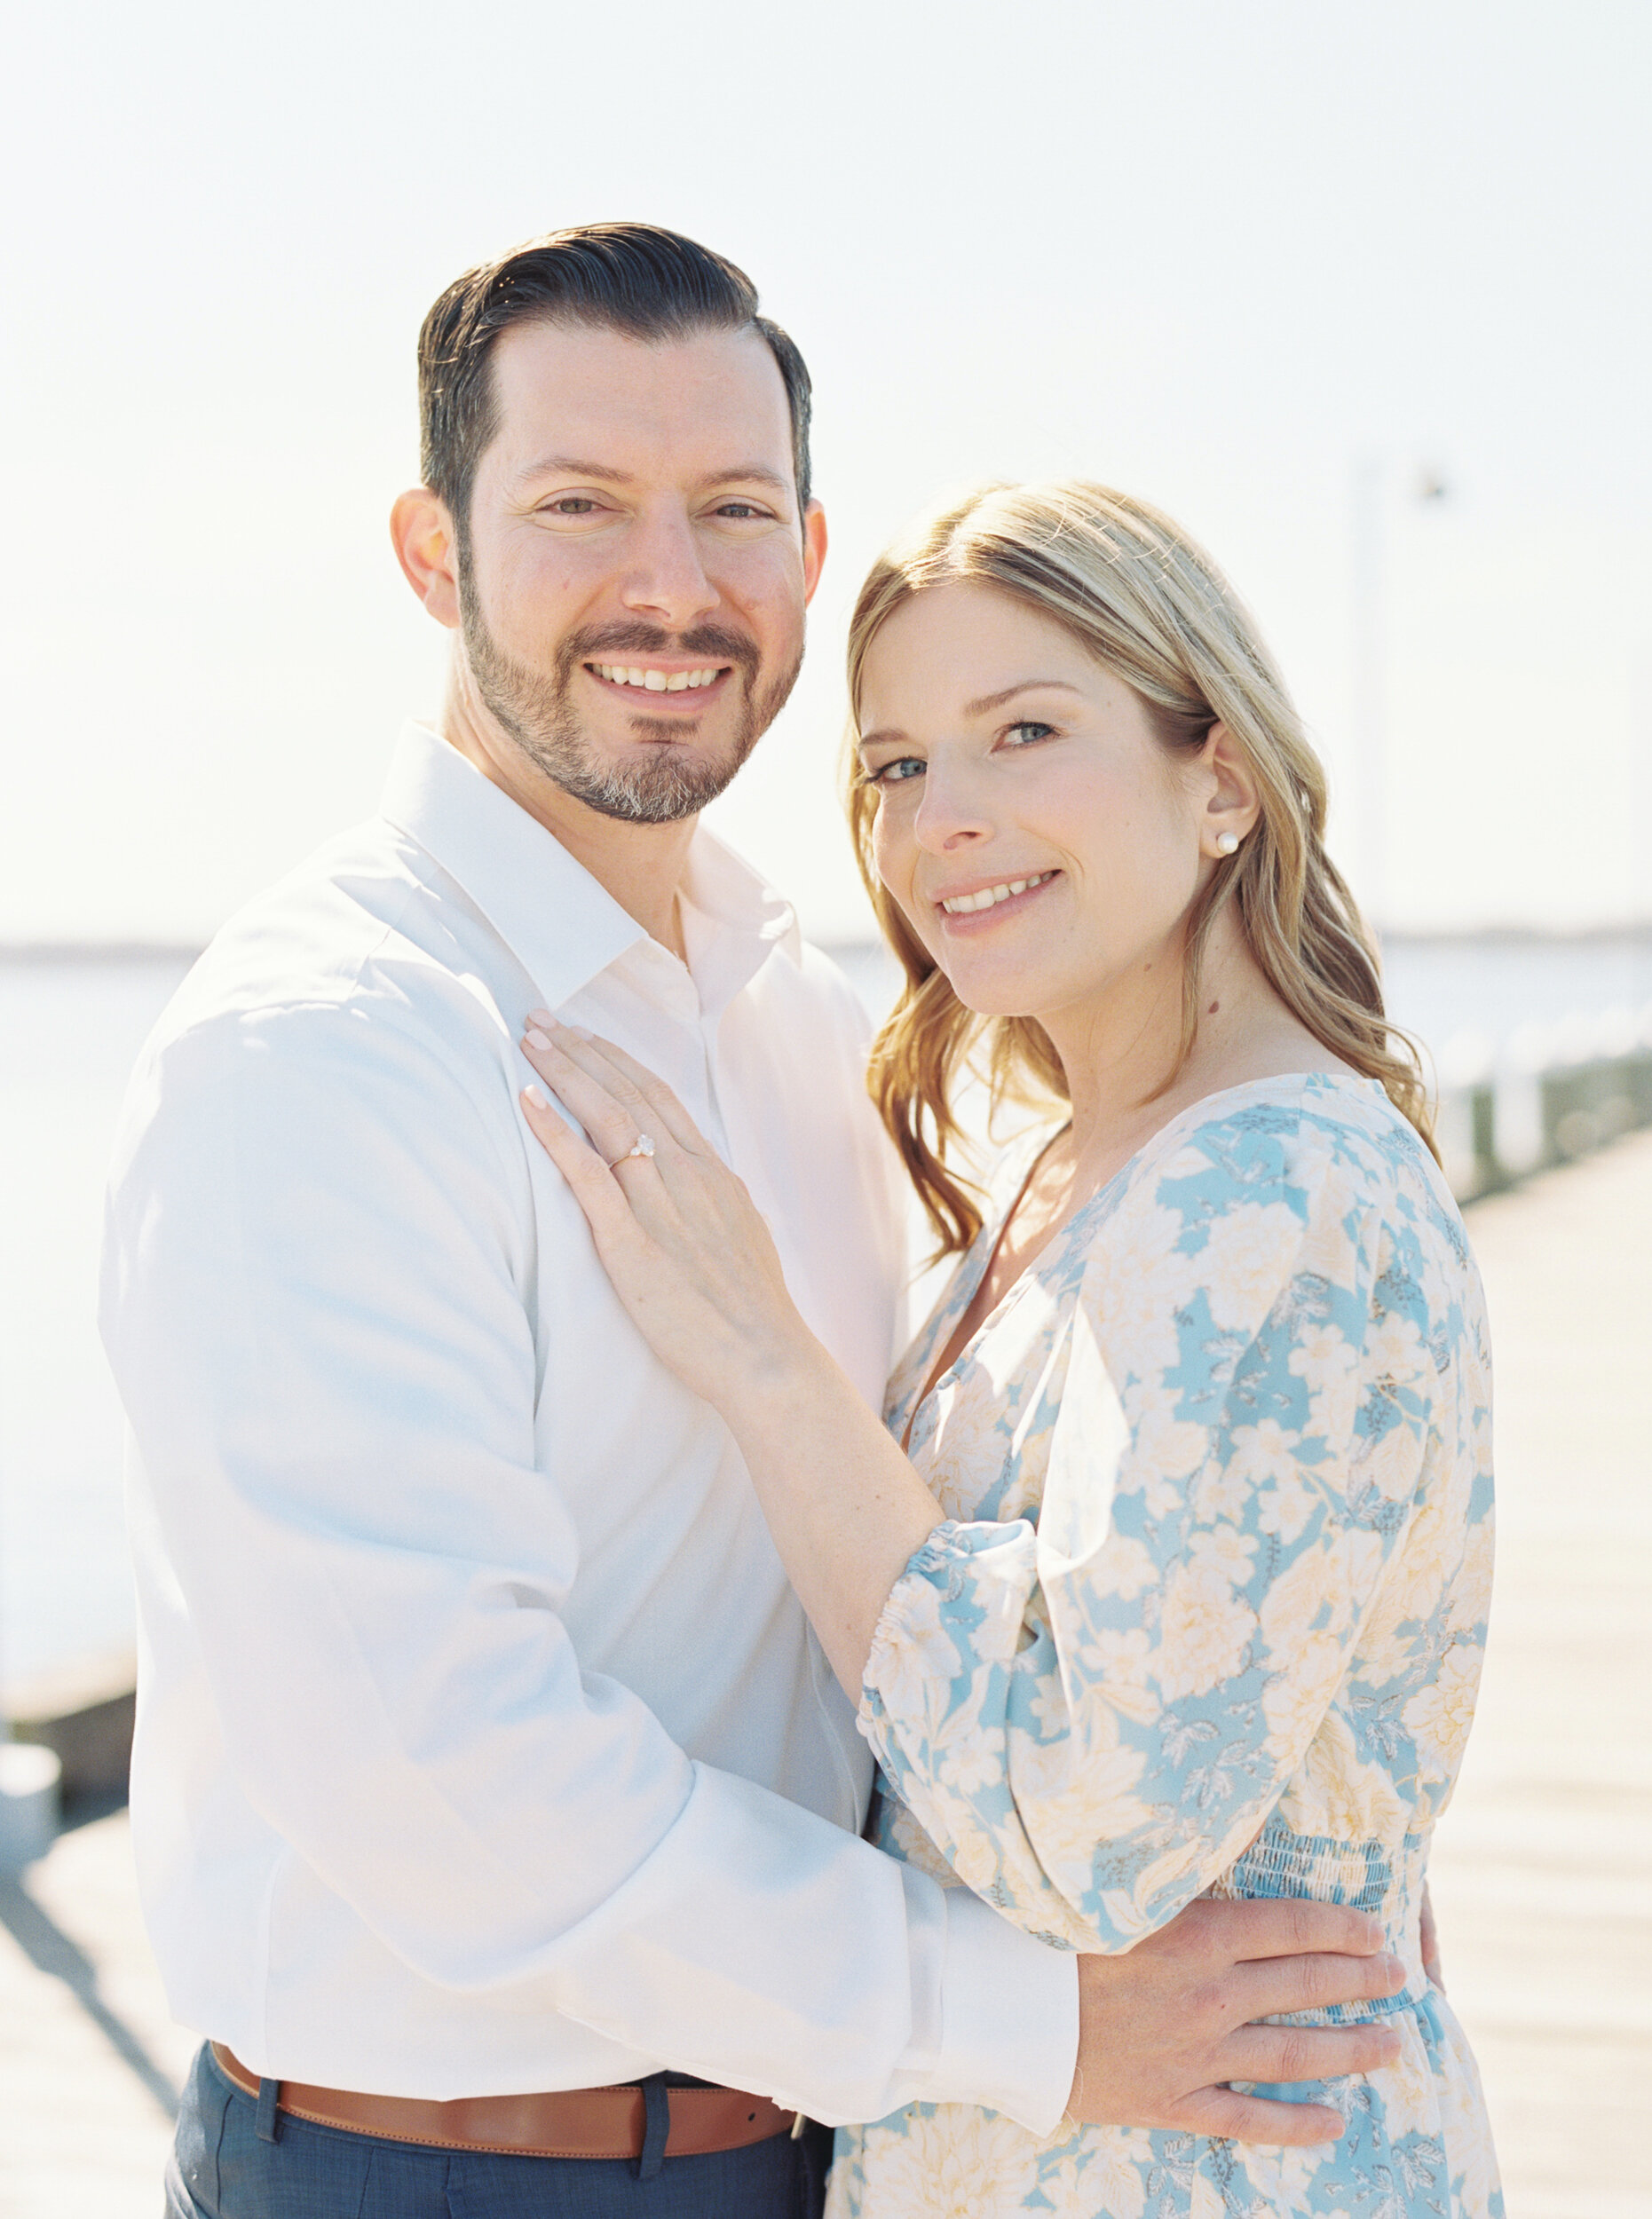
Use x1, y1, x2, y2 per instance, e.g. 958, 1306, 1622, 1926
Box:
913, 762, 992, 851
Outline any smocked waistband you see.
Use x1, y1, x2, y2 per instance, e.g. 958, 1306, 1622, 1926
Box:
1213, 1825, 1432, 2023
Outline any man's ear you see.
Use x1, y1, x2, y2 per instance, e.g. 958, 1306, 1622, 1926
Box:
802, 501, 828, 608
391, 489, 462, 629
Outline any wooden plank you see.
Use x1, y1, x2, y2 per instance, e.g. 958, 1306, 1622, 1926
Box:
1430, 1129, 1652, 2213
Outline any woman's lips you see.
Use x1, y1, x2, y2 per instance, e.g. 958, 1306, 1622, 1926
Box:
933, 870, 1060, 931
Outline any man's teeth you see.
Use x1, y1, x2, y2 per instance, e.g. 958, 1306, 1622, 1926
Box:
591, 663, 723, 692
940, 872, 1055, 915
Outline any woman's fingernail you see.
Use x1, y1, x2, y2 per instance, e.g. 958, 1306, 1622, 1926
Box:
525, 1028, 553, 1051
523, 1084, 549, 1110
526, 1007, 553, 1027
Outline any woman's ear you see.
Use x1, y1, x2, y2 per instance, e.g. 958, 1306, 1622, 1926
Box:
1201, 722, 1262, 858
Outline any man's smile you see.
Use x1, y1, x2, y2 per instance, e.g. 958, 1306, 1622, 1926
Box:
584, 659, 734, 706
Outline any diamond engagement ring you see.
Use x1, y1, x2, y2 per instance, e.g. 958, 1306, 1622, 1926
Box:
610, 1134, 656, 1168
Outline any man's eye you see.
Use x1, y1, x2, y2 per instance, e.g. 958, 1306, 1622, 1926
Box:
715, 501, 769, 520
544, 497, 601, 516
1006, 720, 1055, 746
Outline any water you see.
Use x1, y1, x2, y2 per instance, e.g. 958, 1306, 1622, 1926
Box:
4, 931, 1649, 1689
0, 952, 195, 1687
830, 934, 1652, 1069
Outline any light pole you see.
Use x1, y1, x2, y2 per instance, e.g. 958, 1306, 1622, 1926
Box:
1348, 457, 1449, 936
1350, 455, 1388, 931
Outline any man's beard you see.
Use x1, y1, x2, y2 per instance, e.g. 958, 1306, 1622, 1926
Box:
458, 567, 802, 825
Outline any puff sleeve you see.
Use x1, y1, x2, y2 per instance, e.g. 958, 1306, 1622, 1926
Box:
860, 1103, 1446, 1952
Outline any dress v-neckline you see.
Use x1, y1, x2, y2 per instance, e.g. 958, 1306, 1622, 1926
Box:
898, 1127, 1063, 1453
893, 1069, 1385, 1462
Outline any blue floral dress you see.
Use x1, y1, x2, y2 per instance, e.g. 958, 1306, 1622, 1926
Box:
829, 1073, 1501, 2218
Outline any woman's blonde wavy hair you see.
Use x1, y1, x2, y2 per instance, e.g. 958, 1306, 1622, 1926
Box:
844, 480, 1434, 1256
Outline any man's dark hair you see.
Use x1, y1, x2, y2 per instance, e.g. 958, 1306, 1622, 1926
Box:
417, 222, 812, 543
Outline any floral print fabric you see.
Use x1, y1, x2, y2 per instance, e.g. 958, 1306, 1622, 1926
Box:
829, 1074, 1501, 2217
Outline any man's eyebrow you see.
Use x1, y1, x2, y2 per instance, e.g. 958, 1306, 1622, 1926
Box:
512, 455, 636, 488
510, 458, 794, 495
697, 464, 793, 494
962, 680, 1084, 715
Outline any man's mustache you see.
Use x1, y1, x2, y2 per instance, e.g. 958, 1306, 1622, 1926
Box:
559, 622, 760, 683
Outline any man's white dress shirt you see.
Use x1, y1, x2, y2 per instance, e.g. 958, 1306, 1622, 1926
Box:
100, 724, 1077, 2131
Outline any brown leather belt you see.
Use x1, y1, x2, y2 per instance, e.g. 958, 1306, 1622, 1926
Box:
210, 2043, 799, 2160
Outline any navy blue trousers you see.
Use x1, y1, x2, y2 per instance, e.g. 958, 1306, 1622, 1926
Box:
165, 2043, 834, 2217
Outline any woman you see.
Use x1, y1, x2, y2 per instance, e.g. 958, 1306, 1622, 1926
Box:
518, 482, 1500, 2216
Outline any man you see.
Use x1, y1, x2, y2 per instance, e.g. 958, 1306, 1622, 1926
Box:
103, 224, 1407, 2219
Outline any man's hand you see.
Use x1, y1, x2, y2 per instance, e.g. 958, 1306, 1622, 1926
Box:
1419, 1881, 1445, 1993
1066, 1897, 1406, 2145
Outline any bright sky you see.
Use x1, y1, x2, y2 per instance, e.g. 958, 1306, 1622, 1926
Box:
4, 0, 1648, 944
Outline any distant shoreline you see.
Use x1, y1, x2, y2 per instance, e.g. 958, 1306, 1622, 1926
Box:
8, 922, 1652, 964
0, 942, 204, 964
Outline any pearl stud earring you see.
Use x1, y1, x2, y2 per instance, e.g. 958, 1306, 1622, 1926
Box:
1215, 831, 1241, 857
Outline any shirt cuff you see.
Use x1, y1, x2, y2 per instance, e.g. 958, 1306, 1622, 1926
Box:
920, 1886, 1079, 2137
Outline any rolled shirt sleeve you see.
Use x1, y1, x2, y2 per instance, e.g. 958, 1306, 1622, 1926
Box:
102, 991, 1077, 2130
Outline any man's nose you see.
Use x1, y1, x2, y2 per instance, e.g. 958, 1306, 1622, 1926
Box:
619, 510, 720, 628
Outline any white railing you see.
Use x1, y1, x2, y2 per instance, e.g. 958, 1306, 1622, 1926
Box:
1433, 1003, 1652, 1201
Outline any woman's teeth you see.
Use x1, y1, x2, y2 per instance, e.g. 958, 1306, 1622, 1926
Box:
940, 872, 1055, 916
591, 664, 723, 692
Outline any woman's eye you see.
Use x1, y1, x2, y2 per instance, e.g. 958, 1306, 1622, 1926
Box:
869, 757, 925, 787
1005, 720, 1055, 746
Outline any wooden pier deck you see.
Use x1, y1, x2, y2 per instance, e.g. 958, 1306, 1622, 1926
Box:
3, 1131, 1649, 2215
1427, 1127, 1652, 2215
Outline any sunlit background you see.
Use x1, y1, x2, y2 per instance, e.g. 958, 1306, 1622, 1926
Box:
4, 0, 1650, 944
2, 4, 1648, 2209
5, 0, 1649, 1657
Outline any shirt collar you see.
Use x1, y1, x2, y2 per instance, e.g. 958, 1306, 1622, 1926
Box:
378, 723, 799, 1015
679, 825, 802, 1023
